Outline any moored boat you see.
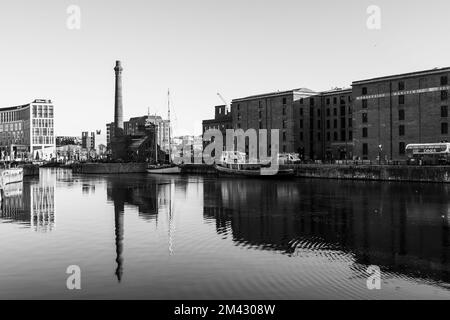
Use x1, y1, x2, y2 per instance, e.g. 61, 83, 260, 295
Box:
147, 164, 181, 174
0, 168, 24, 186
214, 151, 295, 178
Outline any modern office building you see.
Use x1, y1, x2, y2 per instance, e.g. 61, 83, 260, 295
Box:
0, 99, 55, 160
81, 131, 96, 150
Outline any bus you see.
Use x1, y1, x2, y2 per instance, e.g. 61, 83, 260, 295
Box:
405, 143, 450, 165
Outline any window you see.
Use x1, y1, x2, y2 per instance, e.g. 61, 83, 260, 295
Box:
399, 142, 406, 155
333, 97, 337, 104
442, 122, 448, 134
333, 119, 337, 128
327, 132, 330, 141
398, 95, 405, 105
317, 132, 321, 141
362, 99, 368, 109
300, 132, 303, 141
362, 127, 368, 138
300, 108, 303, 116
363, 143, 368, 156
310, 98, 315, 106
326, 98, 330, 105
349, 131, 353, 140
362, 87, 368, 95
333, 132, 338, 141
362, 113, 368, 123
333, 108, 337, 116
300, 98, 304, 104
340, 106, 345, 116
282, 120, 287, 129
441, 76, 448, 86
317, 120, 321, 129
341, 131, 346, 141
399, 109, 405, 121
398, 81, 405, 91
441, 106, 448, 118
441, 90, 448, 101
326, 120, 330, 129
341, 118, 346, 128
259, 111, 262, 119
282, 131, 287, 141
282, 97, 287, 105
317, 109, 321, 117
348, 118, 352, 127
259, 122, 263, 129
300, 119, 303, 129
282, 106, 286, 116
399, 125, 405, 136
326, 108, 330, 116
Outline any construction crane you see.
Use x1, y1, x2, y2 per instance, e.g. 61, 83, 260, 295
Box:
217, 92, 230, 113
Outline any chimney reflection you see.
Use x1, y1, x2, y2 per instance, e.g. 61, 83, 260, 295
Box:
106, 177, 175, 282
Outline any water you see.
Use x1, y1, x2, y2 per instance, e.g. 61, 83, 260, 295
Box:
0, 168, 449, 299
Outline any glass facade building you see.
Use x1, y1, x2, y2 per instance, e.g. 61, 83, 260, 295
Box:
0, 99, 55, 160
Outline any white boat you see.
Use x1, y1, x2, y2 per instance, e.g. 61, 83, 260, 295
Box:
215, 151, 295, 178
0, 168, 24, 186
147, 164, 181, 174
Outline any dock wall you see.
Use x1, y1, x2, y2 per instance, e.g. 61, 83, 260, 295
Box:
72, 163, 147, 174
283, 164, 450, 183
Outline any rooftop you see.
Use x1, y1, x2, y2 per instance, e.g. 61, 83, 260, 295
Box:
232, 88, 316, 103
352, 67, 450, 85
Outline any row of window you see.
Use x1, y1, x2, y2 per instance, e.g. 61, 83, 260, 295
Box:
298, 131, 353, 142
0, 122, 22, 132
32, 105, 54, 119
32, 119, 54, 128
361, 122, 448, 139
33, 128, 54, 136
32, 136, 55, 145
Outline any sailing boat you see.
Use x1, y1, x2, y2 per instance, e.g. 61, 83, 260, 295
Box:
147, 89, 181, 174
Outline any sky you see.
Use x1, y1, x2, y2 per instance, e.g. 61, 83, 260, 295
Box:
1, 0, 450, 143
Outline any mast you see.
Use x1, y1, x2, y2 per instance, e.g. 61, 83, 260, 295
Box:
168, 89, 171, 163
155, 112, 158, 164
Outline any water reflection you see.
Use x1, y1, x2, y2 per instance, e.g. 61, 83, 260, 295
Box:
106, 176, 176, 281
0, 169, 55, 232
203, 179, 450, 285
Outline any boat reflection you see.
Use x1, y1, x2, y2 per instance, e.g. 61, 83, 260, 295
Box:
203, 179, 450, 284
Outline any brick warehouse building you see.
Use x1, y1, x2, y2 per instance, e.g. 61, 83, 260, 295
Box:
353, 67, 449, 161
202, 67, 450, 162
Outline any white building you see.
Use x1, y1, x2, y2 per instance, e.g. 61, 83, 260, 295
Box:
0, 99, 55, 161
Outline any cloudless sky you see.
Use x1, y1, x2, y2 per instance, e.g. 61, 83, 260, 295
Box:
1, 0, 450, 141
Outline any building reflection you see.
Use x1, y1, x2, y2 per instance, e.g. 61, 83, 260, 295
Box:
203, 179, 450, 283
106, 176, 174, 281
0, 170, 55, 232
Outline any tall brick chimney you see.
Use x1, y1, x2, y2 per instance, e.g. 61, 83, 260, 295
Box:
114, 60, 124, 135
